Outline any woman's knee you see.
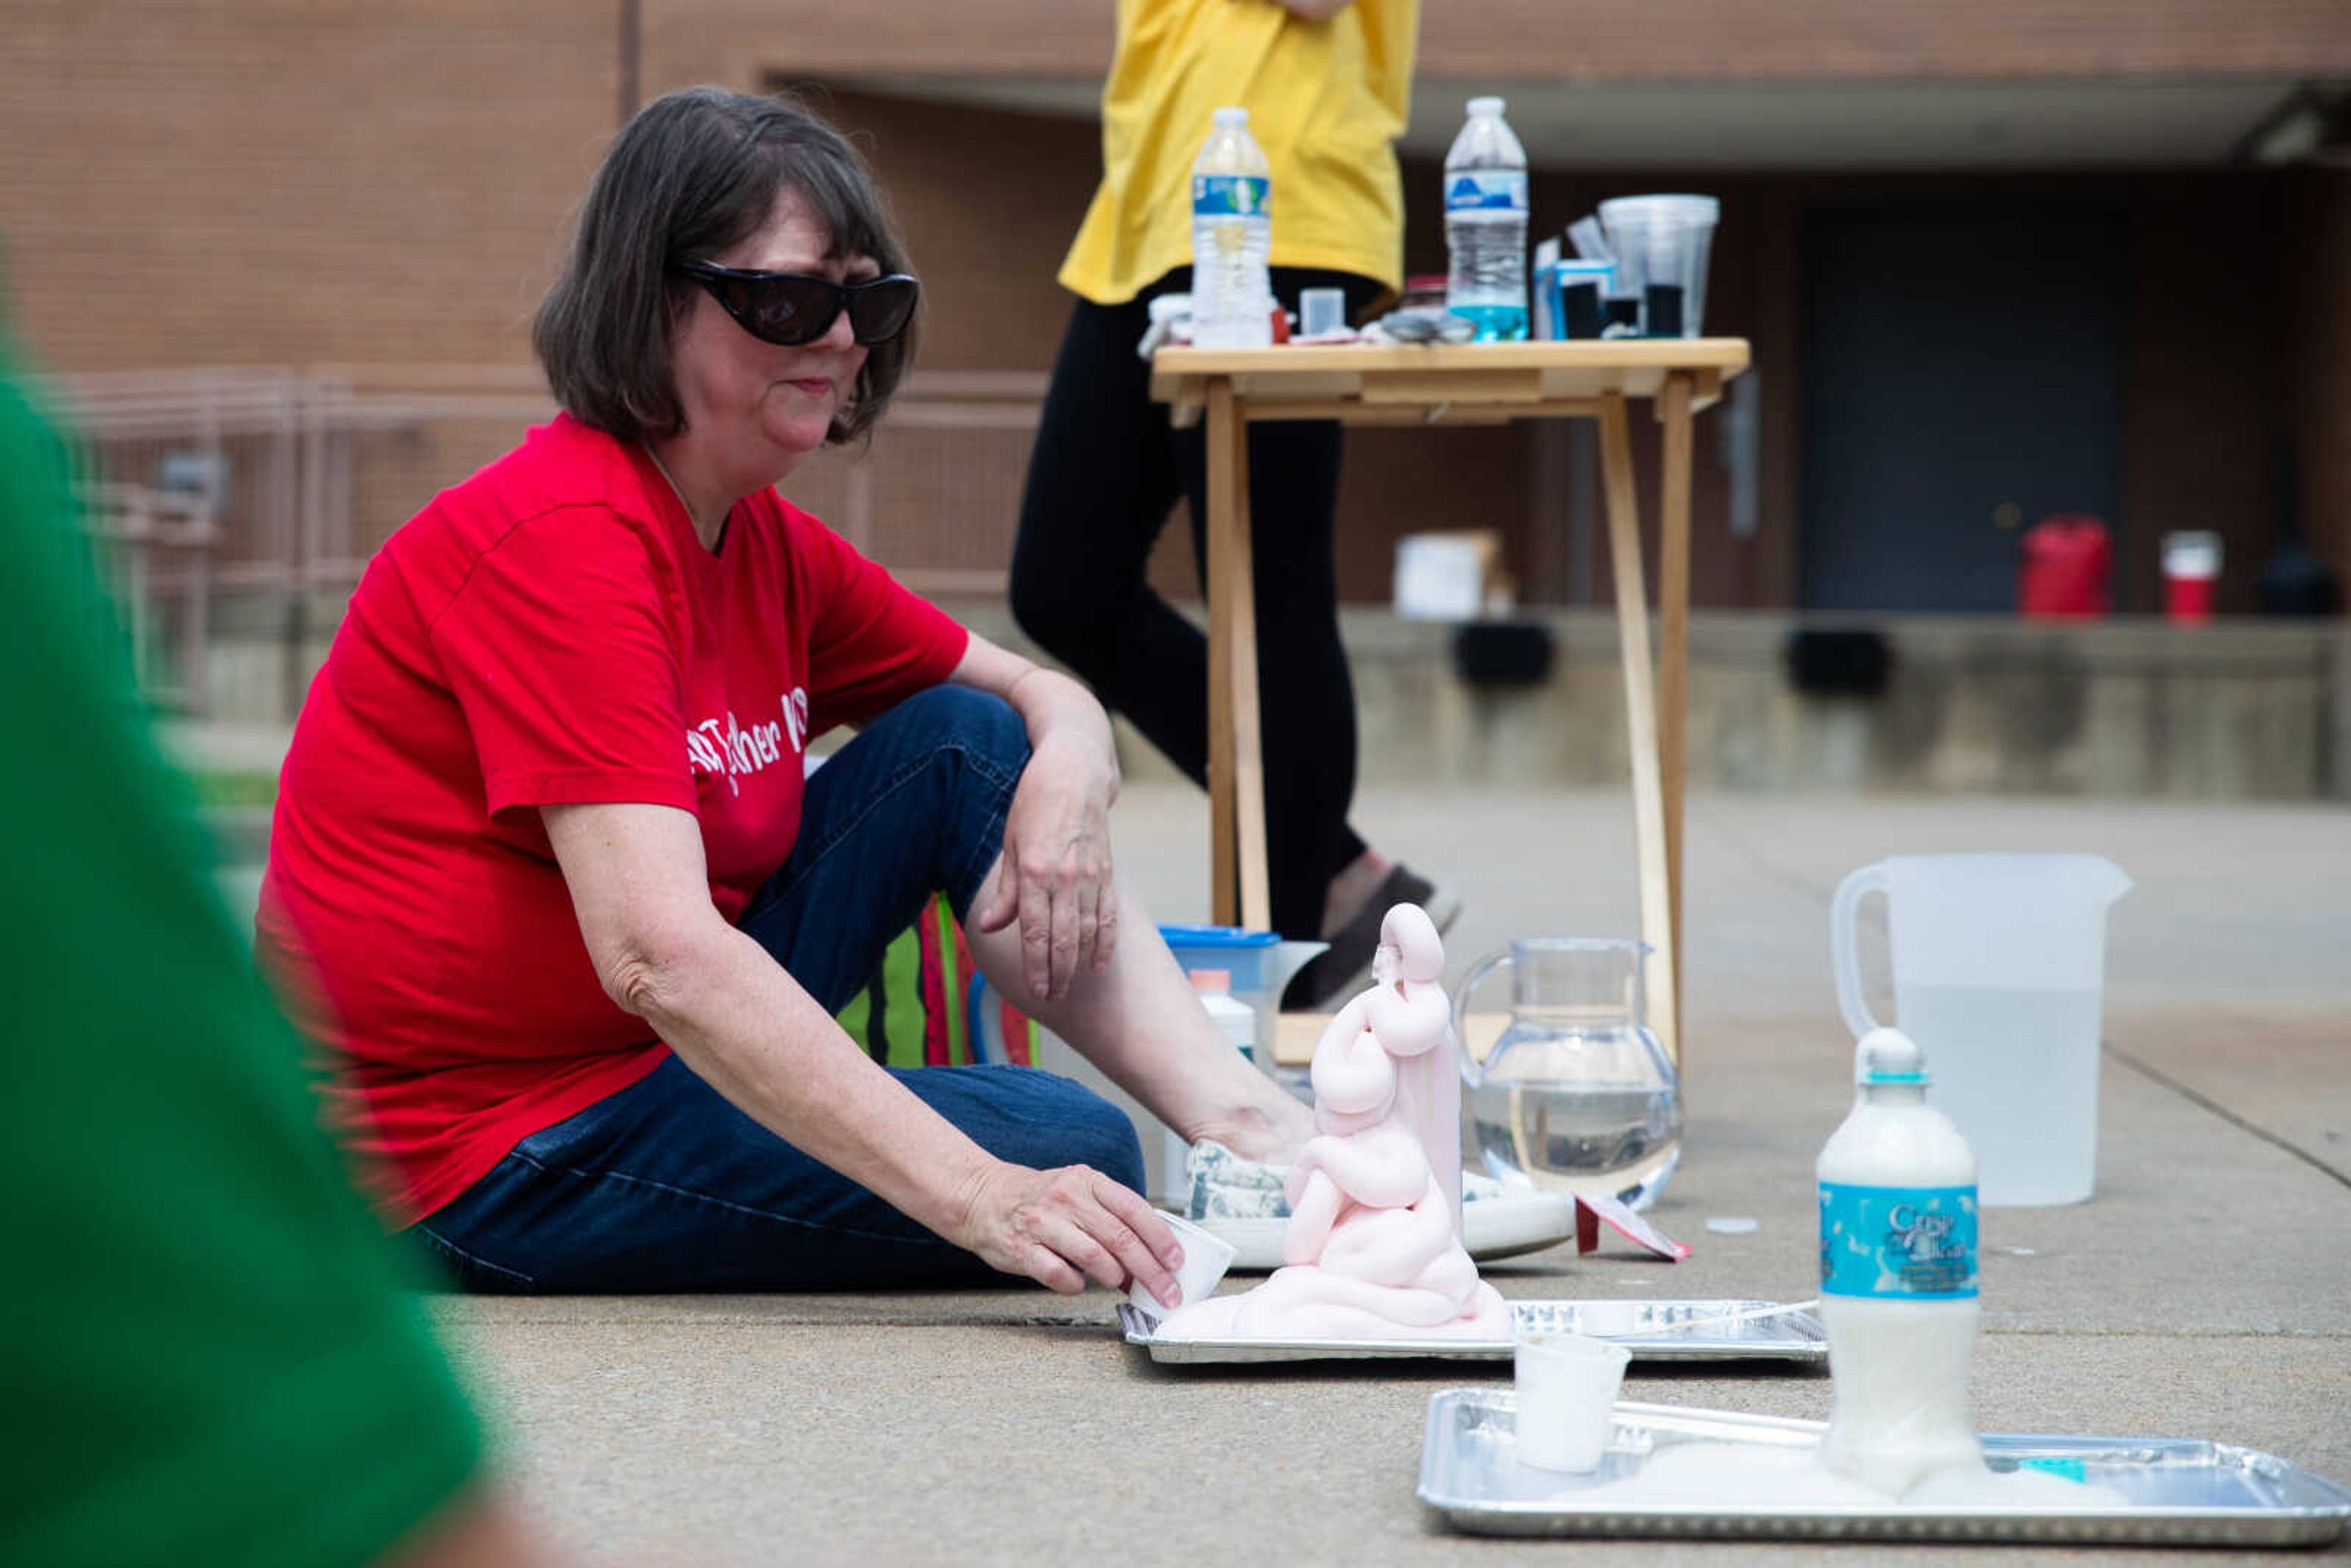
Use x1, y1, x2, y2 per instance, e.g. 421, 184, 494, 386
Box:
885, 685, 1030, 786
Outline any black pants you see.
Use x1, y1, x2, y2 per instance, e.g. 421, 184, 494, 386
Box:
1010, 268, 1384, 940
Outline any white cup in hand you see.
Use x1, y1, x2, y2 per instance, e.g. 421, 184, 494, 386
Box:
1125, 1211, 1236, 1319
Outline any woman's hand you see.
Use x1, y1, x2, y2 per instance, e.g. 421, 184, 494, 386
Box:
951, 1160, 1183, 1304
949, 633, 1124, 1004
975, 729, 1118, 1001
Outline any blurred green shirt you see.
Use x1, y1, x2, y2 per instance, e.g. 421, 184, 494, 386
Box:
0, 340, 482, 1567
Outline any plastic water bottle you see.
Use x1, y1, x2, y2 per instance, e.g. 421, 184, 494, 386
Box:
1443, 97, 1529, 341
1190, 107, 1273, 350
1816, 1027, 1986, 1496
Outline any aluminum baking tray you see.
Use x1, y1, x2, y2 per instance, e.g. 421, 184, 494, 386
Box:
1418, 1388, 2351, 1547
1119, 1297, 1826, 1366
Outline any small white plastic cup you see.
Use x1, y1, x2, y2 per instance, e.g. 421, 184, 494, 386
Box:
1513, 1330, 1632, 1472
1298, 287, 1348, 338
1126, 1210, 1237, 1320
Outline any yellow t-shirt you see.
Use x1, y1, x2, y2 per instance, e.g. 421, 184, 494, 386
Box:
1059, 0, 1418, 306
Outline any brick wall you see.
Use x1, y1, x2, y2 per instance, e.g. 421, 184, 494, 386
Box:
1, 1, 611, 373
6, 5, 2344, 615
656, 0, 2351, 80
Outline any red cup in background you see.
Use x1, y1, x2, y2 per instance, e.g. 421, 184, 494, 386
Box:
2019, 515, 2112, 619
2162, 531, 2222, 625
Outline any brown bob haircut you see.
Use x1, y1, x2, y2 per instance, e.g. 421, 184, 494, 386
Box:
534, 86, 917, 446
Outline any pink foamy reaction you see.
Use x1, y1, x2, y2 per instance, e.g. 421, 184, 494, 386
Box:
1157, 906, 1511, 1341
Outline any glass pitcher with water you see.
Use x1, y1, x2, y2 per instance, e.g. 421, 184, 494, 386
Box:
1453, 937, 1682, 1210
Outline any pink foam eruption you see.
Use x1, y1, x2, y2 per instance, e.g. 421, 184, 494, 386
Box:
1158, 905, 1510, 1341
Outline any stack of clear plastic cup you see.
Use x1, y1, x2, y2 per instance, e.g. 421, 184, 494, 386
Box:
1598, 194, 1720, 338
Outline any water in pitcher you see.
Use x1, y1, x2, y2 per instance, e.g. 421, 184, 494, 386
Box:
1466, 1081, 1681, 1210
1455, 936, 1682, 1211
1897, 985, 2103, 1207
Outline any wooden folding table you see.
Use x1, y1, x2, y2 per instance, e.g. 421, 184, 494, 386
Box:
1151, 339, 1752, 1066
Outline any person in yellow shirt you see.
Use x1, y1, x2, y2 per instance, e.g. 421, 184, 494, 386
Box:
1010, 0, 1449, 1006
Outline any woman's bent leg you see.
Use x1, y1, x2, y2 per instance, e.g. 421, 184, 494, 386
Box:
735, 685, 1027, 1009
413, 685, 1150, 1293
414, 1055, 1147, 1293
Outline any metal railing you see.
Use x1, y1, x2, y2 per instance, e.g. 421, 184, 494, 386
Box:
53, 365, 1048, 715
80, 480, 220, 715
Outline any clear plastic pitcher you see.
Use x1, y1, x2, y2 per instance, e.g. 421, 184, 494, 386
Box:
1453, 937, 1682, 1210
1831, 854, 2131, 1207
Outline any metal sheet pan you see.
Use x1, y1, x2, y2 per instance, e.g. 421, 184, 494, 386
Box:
1418, 1389, 2351, 1547
1120, 1298, 1826, 1366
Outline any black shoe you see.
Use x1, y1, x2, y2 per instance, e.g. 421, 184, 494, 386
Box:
1280, 865, 1463, 1010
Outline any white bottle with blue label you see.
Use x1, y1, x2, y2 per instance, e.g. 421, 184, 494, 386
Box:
1816, 1026, 1987, 1495
1442, 97, 1529, 341
1164, 969, 1261, 1195
1190, 107, 1273, 350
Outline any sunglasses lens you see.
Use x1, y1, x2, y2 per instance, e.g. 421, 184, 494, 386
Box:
694, 266, 915, 348
847, 278, 918, 345
744, 277, 836, 346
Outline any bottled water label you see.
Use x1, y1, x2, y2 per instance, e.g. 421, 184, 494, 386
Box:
1818, 1182, 1979, 1299
1444, 171, 1526, 214
1193, 175, 1269, 217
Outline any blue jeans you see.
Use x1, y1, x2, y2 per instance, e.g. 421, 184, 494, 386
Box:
413, 687, 1148, 1293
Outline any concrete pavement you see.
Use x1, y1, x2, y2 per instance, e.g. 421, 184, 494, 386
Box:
416, 785, 2351, 1565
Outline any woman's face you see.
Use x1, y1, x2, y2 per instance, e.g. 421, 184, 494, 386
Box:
670, 182, 872, 493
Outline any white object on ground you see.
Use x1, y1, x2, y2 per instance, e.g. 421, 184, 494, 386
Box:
1513, 1331, 1631, 1472
1704, 1215, 1758, 1234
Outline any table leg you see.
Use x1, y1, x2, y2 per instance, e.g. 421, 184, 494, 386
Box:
1657, 372, 1694, 1052
1596, 394, 1680, 1067
1204, 380, 1272, 931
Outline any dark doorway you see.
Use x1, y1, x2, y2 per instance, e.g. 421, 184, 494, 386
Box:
1798, 204, 2125, 611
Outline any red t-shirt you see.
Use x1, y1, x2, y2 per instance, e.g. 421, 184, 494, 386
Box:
257, 414, 970, 1226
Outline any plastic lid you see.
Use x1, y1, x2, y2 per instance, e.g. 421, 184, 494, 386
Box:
1468, 96, 1505, 116
1157, 923, 1278, 950
1213, 107, 1249, 129
1854, 1026, 1929, 1086
1188, 968, 1232, 992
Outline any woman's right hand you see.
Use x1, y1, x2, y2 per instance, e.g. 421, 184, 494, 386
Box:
951, 1161, 1185, 1305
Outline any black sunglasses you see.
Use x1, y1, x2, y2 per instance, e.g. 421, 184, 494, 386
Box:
675, 260, 919, 348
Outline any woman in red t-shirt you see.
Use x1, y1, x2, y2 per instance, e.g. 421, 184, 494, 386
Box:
259, 87, 1313, 1302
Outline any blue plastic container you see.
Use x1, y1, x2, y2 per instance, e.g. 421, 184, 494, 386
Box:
1158, 923, 1281, 994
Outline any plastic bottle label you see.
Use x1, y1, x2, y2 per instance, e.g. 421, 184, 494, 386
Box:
1193, 175, 1269, 217
1444, 171, 1527, 214
1818, 1182, 1979, 1299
